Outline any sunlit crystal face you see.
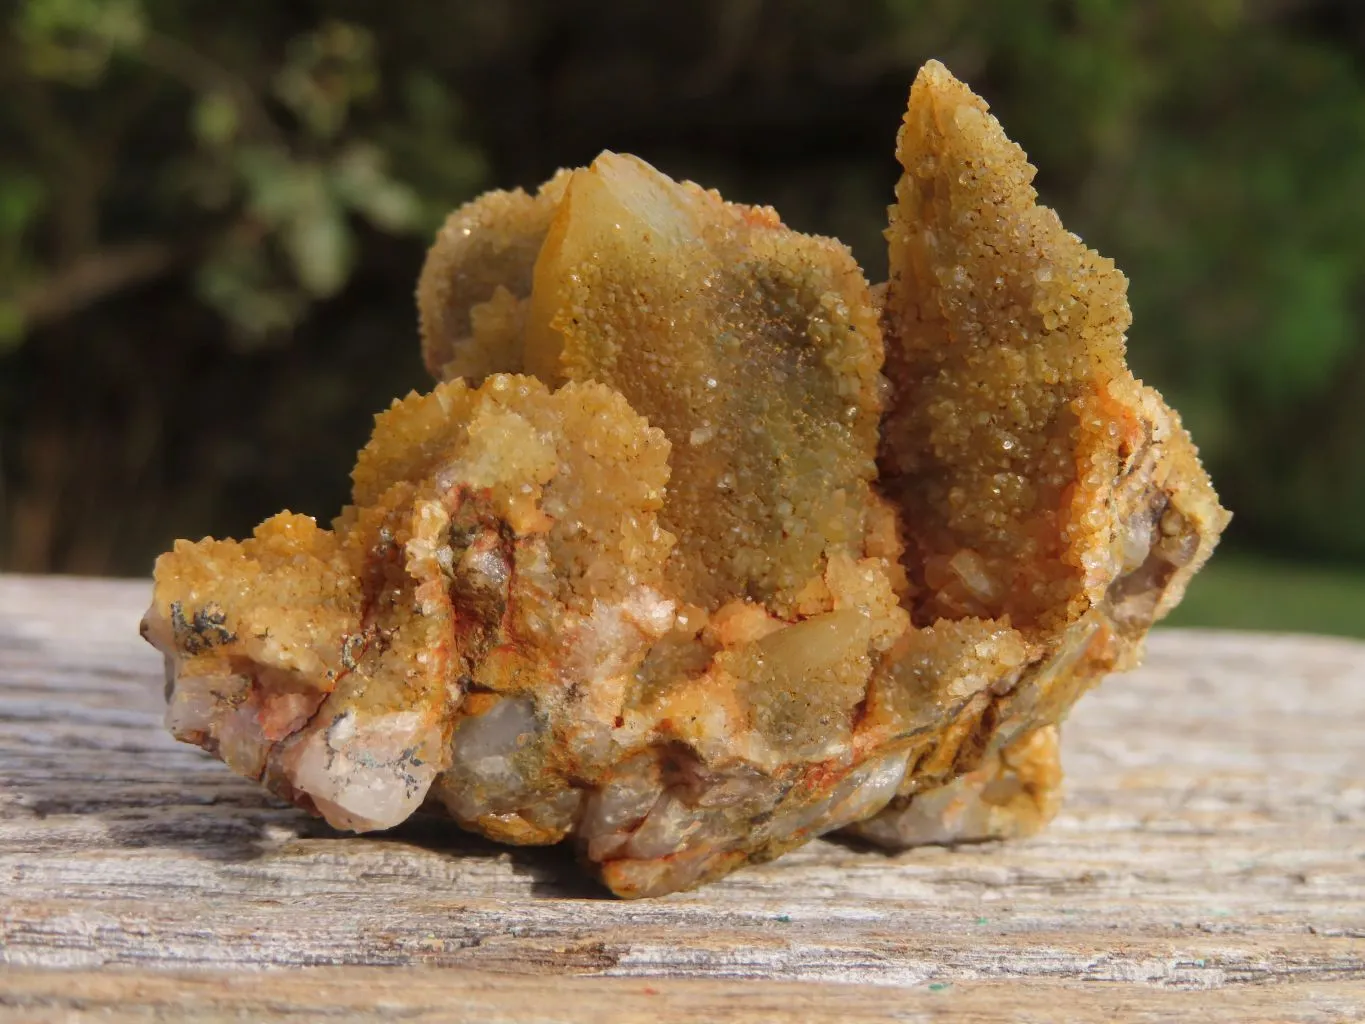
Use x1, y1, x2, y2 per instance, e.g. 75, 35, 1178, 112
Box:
431, 151, 892, 621
146, 61, 1228, 898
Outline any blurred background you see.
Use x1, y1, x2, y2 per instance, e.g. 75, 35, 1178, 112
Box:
1, 0, 1363, 636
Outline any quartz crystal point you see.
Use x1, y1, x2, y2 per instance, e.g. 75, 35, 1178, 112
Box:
146, 61, 1229, 897
844, 61, 1229, 847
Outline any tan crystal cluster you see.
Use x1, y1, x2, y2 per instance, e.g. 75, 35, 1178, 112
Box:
143, 62, 1228, 897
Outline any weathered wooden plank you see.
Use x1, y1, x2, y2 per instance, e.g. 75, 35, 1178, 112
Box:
3, 967, 1363, 1023
1, 574, 1363, 1022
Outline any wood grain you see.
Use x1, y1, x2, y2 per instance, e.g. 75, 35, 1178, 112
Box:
1, 574, 1362, 1022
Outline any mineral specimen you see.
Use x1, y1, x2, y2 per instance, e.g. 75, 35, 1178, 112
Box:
144, 61, 1229, 897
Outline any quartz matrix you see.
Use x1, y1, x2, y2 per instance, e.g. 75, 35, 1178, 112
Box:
145, 63, 1229, 897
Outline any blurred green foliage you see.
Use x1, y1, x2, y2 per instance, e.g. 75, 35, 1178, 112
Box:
1164, 553, 1365, 638
1, 0, 1363, 624
2, 0, 480, 345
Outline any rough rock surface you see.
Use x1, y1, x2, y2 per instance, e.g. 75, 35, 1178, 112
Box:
145, 61, 1229, 897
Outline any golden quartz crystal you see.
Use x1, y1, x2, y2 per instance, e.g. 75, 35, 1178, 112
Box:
144, 62, 1229, 897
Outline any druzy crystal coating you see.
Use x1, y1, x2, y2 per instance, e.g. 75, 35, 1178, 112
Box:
144, 63, 1228, 897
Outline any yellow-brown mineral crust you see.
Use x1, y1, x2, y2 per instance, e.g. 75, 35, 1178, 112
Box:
145, 61, 1229, 897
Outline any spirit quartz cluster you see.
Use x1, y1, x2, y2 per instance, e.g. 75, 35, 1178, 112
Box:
143, 62, 1228, 897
